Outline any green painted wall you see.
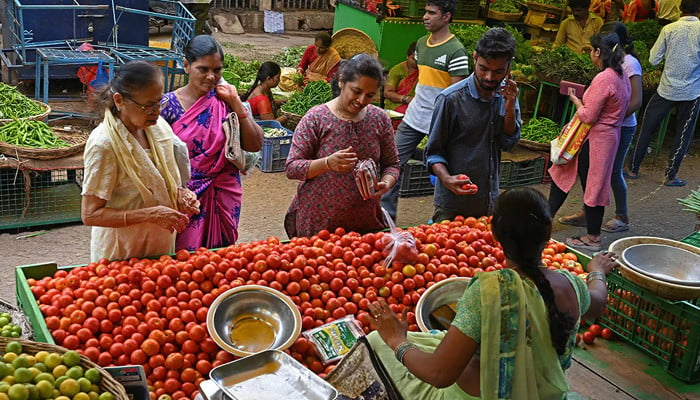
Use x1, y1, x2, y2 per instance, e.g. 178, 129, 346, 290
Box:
333, 4, 424, 68
333, 3, 483, 69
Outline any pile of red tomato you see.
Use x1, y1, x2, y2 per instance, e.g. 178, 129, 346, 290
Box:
27, 216, 586, 400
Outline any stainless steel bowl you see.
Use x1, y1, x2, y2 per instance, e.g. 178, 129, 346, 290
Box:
416, 277, 471, 332
609, 236, 700, 300
206, 285, 302, 357
622, 244, 700, 286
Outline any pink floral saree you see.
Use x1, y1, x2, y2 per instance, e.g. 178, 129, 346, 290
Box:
165, 90, 242, 250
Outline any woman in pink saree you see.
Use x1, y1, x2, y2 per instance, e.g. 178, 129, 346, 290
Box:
161, 35, 263, 250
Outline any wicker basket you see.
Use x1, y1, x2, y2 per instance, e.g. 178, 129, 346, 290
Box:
280, 110, 303, 131
526, 1, 564, 13
609, 236, 700, 301
0, 128, 89, 160
518, 139, 550, 152
331, 28, 378, 60
0, 337, 129, 400
0, 101, 51, 126
488, 9, 524, 21
0, 299, 33, 340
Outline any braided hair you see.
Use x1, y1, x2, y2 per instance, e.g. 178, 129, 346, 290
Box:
241, 61, 282, 115
491, 188, 576, 355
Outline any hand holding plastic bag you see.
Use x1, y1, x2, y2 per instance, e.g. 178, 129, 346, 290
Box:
353, 159, 379, 200
380, 208, 419, 267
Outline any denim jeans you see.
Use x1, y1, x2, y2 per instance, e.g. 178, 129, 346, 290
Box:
380, 121, 426, 221
611, 125, 636, 216
629, 93, 700, 180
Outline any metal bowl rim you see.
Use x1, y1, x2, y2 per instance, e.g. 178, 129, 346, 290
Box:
416, 276, 471, 333
620, 244, 700, 286
206, 285, 302, 357
609, 236, 700, 291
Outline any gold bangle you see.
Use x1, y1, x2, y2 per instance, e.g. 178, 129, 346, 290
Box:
123, 211, 128, 227
324, 157, 330, 170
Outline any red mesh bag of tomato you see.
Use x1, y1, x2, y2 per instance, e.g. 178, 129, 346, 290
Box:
380, 208, 419, 266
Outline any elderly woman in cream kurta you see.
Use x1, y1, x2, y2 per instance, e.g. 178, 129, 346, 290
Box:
81, 61, 199, 262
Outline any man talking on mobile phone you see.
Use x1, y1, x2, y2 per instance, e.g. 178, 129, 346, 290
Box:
425, 27, 521, 221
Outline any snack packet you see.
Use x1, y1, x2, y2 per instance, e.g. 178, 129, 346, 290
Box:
303, 315, 365, 364
353, 159, 379, 200
380, 208, 419, 266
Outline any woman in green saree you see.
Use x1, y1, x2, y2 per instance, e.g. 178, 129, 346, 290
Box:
368, 187, 617, 399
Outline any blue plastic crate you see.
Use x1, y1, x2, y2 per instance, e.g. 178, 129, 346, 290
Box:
255, 120, 294, 173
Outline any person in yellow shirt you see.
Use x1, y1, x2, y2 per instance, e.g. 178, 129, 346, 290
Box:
554, 0, 604, 54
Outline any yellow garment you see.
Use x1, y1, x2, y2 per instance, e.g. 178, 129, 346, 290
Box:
479, 270, 568, 399
367, 269, 571, 400
306, 47, 341, 82
554, 14, 604, 54
103, 110, 179, 208
82, 112, 182, 262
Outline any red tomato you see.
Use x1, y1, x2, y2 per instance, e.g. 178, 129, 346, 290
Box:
601, 328, 613, 339
582, 331, 595, 344
588, 324, 602, 337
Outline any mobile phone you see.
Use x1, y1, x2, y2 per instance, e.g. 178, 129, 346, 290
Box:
559, 80, 586, 98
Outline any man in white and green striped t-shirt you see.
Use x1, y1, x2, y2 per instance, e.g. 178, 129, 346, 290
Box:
382, 0, 469, 222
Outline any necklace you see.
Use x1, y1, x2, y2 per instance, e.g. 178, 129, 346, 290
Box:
332, 99, 363, 121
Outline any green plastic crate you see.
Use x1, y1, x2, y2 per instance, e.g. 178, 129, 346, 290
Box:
392, 0, 427, 18
599, 270, 700, 383
0, 168, 83, 230
399, 159, 433, 198
499, 155, 546, 189
681, 231, 700, 248
15, 262, 66, 344
454, 0, 480, 19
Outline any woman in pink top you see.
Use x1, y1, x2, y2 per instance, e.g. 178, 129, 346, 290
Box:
548, 32, 631, 251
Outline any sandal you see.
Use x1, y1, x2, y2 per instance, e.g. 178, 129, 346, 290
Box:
566, 236, 602, 251
623, 169, 639, 179
558, 212, 586, 227
664, 178, 686, 187
601, 218, 629, 233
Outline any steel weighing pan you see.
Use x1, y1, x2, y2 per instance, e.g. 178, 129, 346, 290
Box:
621, 244, 700, 287
210, 350, 337, 400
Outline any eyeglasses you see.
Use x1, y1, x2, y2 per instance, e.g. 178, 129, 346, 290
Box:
123, 94, 169, 114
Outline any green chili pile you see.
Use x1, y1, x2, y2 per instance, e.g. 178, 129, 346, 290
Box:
521, 117, 560, 143
281, 81, 333, 115
0, 120, 70, 148
272, 46, 307, 68
0, 83, 46, 119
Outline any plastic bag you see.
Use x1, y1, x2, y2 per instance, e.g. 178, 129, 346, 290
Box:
240, 151, 261, 177
380, 208, 418, 267
303, 315, 366, 365
550, 114, 591, 165
353, 159, 379, 200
